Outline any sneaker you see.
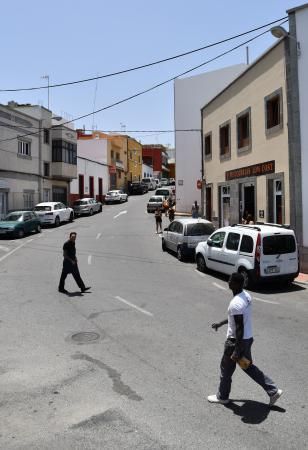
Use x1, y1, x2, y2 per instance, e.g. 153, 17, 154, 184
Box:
207, 394, 230, 404
58, 288, 68, 294
269, 389, 283, 406
81, 286, 91, 293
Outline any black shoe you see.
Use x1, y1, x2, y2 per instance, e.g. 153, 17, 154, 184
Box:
81, 286, 91, 293
58, 288, 68, 294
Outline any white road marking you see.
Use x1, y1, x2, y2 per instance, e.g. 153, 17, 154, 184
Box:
213, 282, 227, 291
113, 210, 127, 219
88, 255, 92, 265
194, 269, 206, 277
253, 296, 280, 305
114, 296, 153, 317
96, 233, 101, 240
0, 240, 32, 263
0, 245, 10, 252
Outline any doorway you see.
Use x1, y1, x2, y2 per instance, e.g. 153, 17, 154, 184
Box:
206, 186, 212, 221
240, 183, 255, 222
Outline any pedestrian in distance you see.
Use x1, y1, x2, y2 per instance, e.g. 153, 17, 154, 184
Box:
154, 207, 163, 233
58, 232, 91, 294
208, 272, 283, 406
191, 200, 199, 218
168, 205, 175, 223
163, 198, 169, 217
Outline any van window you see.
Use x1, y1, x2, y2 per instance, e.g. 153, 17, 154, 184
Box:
240, 235, 254, 253
226, 232, 240, 251
186, 223, 215, 236
210, 231, 226, 248
263, 235, 296, 255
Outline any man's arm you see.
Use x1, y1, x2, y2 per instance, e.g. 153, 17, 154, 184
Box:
231, 314, 244, 360
63, 249, 76, 264
211, 319, 228, 331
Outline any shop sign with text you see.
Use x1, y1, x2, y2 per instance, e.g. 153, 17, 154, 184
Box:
225, 160, 275, 181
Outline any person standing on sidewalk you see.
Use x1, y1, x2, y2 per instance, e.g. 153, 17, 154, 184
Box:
58, 232, 91, 294
191, 200, 199, 218
208, 272, 282, 406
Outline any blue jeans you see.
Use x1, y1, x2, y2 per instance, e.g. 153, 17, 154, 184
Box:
218, 338, 278, 400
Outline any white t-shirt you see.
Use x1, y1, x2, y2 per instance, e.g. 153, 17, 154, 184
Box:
227, 290, 253, 339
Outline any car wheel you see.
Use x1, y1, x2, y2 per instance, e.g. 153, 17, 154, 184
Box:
177, 245, 184, 261
69, 212, 74, 222
89, 209, 93, 216
125, 196, 128, 202
16, 228, 25, 239
162, 239, 167, 251
54, 216, 60, 227
36, 224, 41, 233
196, 254, 207, 273
99, 205, 103, 212
239, 268, 250, 289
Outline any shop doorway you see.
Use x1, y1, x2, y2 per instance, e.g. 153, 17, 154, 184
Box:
240, 183, 255, 223
205, 186, 212, 221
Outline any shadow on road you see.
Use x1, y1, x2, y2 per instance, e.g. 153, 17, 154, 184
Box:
224, 399, 286, 424
67, 291, 84, 297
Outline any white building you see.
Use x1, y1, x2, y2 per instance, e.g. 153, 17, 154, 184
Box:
70, 136, 109, 204
174, 65, 246, 213
142, 163, 153, 178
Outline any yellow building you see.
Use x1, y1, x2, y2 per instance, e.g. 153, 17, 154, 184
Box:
127, 137, 142, 183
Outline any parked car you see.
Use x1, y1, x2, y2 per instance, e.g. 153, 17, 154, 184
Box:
34, 202, 74, 226
155, 187, 175, 200
154, 178, 161, 188
169, 178, 175, 186
130, 182, 148, 195
147, 195, 165, 213
160, 178, 169, 186
162, 218, 215, 261
73, 198, 102, 216
195, 223, 299, 287
0, 211, 41, 238
142, 177, 156, 190
105, 190, 128, 204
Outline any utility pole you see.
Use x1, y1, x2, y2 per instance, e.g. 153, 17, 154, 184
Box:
41, 75, 50, 109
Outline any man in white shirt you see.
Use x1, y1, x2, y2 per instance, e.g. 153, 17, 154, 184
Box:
208, 272, 283, 406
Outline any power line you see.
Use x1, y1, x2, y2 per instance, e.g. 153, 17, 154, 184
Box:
0, 21, 287, 145
0, 17, 287, 93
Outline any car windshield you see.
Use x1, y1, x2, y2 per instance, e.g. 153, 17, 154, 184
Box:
4, 213, 23, 221
34, 206, 52, 211
186, 223, 215, 236
263, 235, 296, 255
156, 190, 169, 196
107, 191, 117, 195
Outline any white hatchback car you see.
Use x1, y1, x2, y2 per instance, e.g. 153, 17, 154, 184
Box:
34, 202, 74, 226
105, 190, 128, 204
195, 223, 299, 287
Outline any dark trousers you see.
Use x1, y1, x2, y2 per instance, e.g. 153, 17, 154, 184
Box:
218, 338, 278, 400
59, 264, 85, 291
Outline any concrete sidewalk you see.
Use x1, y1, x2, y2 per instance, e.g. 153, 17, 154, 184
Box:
294, 272, 308, 285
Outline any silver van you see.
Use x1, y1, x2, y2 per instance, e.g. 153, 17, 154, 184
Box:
162, 218, 215, 261
142, 177, 156, 190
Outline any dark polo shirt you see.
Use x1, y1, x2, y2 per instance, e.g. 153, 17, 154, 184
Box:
63, 240, 76, 271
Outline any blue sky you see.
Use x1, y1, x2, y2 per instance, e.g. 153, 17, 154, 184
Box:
0, 0, 302, 146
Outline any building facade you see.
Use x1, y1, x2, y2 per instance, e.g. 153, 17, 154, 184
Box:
127, 137, 142, 183
142, 144, 169, 179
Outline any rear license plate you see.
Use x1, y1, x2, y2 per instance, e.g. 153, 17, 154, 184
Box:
265, 266, 280, 274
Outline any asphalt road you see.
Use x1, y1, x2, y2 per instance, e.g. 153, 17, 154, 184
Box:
0, 193, 308, 450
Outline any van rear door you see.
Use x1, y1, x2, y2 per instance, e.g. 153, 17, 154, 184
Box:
261, 233, 298, 276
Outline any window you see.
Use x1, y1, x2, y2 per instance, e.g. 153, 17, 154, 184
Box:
265, 89, 283, 133
226, 232, 240, 251
263, 235, 296, 255
219, 122, 230, 158
52, 140, 77, 164
44, 129, 50, 144
237, 108, 251, 151
210, 231, 226, 248
23, 191, 34, 209
79, 174, 84, 197
204, 132, 212, 159
186, 223, 215, 236
44, 162, 50, 177
18, 140, 31, 156
116, 152, 120, 160
240, 235, 254, 253
111, 150, 114, 160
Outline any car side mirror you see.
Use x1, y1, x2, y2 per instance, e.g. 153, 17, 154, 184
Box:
207, 239, 213, 247
164, 227, 168, 231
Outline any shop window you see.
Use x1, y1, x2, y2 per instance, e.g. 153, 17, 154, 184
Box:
237, 108, 251, 152
219, 121, 231, 159
204, 132, 212, 159
265, 88, 283, 135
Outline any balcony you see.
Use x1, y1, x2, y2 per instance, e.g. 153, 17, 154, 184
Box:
115, 159, 125, 171
51, 162, 77, 180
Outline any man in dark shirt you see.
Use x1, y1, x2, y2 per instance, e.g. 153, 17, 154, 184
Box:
58, 232, 90, 294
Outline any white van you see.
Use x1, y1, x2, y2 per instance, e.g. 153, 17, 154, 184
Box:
155, 187, 174, 200
195, 223, 299, 287
141, 178, 156, 190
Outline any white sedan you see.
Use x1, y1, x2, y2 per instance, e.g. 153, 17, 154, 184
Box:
34, 202, 74, 226
105, 190, 128, 204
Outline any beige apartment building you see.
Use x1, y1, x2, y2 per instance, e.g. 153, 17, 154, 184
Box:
202, 40, 289, 228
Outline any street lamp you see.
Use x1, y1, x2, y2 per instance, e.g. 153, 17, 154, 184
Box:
41, 75, 50, 109
270, 26, 301, 56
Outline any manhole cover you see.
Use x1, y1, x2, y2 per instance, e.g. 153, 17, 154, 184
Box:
71, 332, 100, 343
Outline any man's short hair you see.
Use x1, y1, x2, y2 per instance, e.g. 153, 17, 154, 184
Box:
229, 272, 244, 286
70, 232, 77, 238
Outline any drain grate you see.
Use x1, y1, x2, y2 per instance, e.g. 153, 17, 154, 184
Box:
71, 332, 100, 343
